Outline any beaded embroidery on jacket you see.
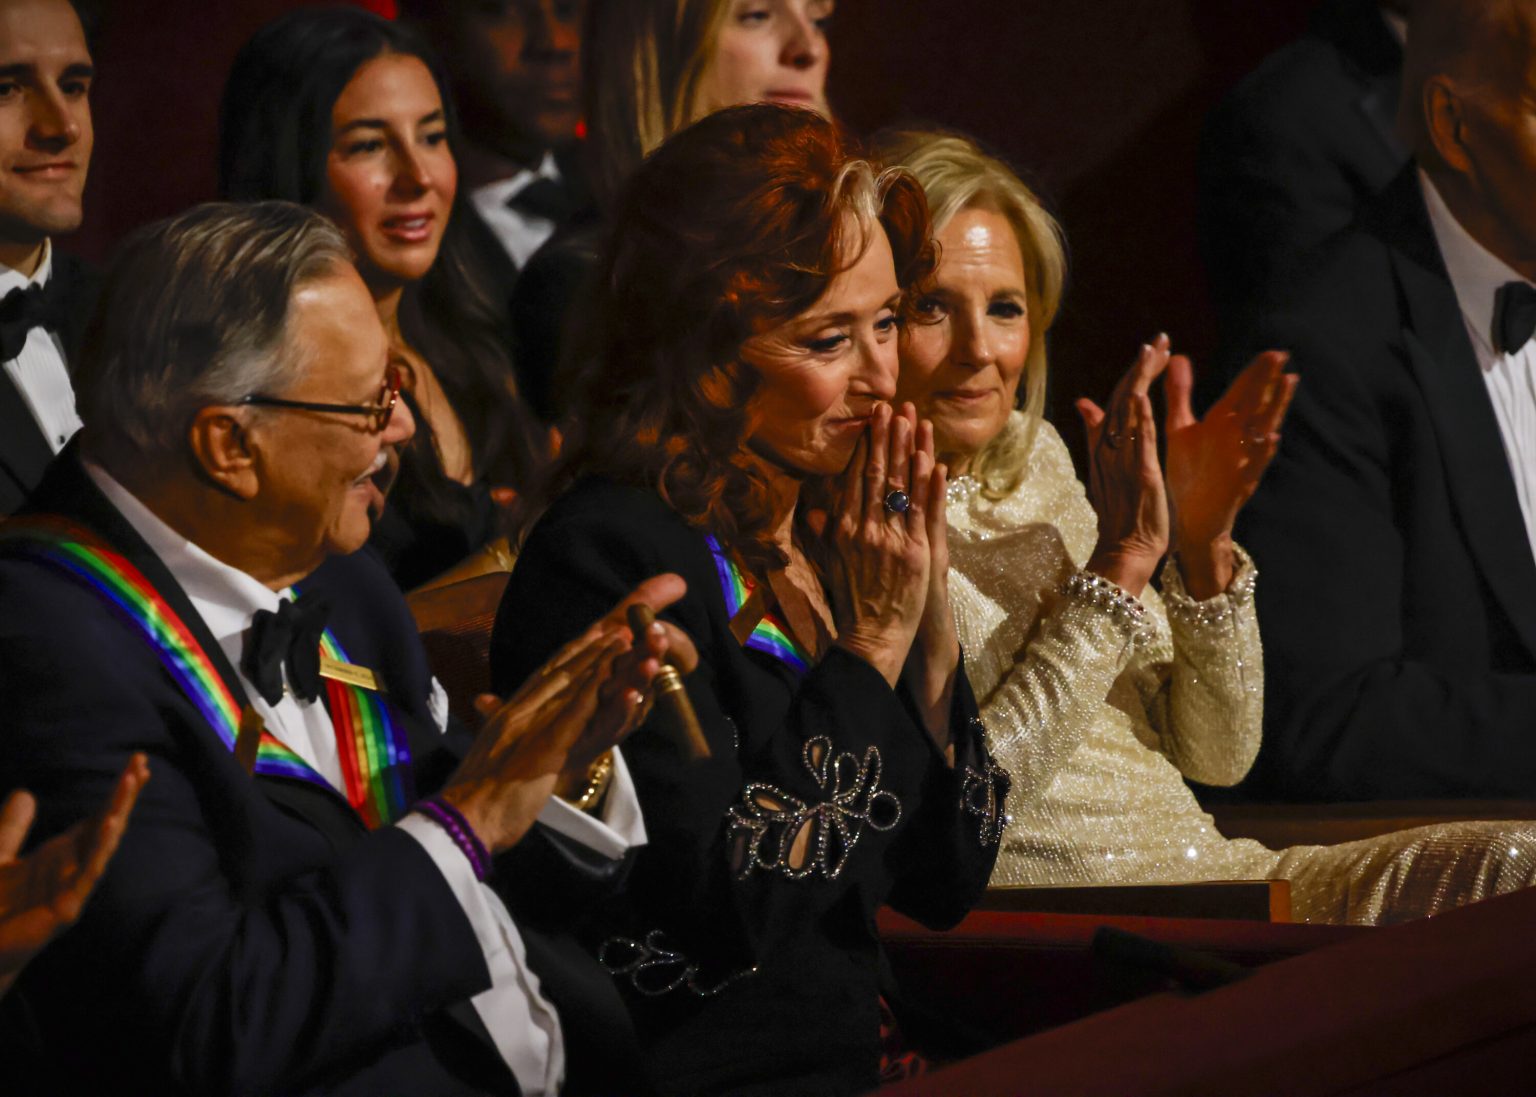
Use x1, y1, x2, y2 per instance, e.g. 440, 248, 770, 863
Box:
725, 736, 901, 881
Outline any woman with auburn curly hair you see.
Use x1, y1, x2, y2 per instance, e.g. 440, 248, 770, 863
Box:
491, 104, 1006, 1095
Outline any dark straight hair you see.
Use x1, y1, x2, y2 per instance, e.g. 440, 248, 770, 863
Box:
217, 5, 544, 501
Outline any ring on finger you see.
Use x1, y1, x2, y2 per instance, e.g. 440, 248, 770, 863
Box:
1103, 429, 1126, 449
883, 488, 911, 515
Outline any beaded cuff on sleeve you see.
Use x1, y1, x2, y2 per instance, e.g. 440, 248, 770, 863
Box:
1160, 544, 1257, 629
1057, 570, 1157, 647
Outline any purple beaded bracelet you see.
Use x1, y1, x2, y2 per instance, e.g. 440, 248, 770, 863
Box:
417, 797, 492, 882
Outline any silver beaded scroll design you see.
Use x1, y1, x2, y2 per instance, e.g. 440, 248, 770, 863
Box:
726, 736, 902, 881
1058, 569, 1158, 647
960, 739, 1012, 847
598, 931, 758, 998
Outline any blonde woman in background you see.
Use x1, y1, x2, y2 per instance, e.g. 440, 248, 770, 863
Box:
883, 128, 1536, 925
513, 0, 835, 423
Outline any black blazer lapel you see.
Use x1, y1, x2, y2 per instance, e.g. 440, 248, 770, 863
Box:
1355, 72, 1404, 168
48, 254, 101, 365
1380, 176, 1536, 661
1316, 0, 1405, 169
21, 446, 366, 837
0, 368, 54, 511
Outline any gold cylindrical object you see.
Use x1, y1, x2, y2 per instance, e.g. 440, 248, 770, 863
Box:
627, 603, 712, 760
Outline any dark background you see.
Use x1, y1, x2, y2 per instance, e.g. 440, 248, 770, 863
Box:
73, 0, 1319, 451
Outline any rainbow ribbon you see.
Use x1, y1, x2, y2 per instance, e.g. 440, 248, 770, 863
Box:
315, 627, 413, 828
704, 534, 811, 674
2, 518, 412, 826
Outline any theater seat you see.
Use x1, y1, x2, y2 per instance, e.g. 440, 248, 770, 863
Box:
981, 880, 1290, 922
406, 571, 510, 729
877, 886, 1536, 1096
879, 907, 1361, 1043
1211, 801, 1536, 848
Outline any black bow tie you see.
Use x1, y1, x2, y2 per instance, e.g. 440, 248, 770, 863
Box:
0, 278, 70, 361
507, 175, 578, 224
1494, 281, 1536, 355
240, 592, 332, 707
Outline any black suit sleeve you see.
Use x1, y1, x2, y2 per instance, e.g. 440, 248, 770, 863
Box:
1236, 323, 1536, 798
0, 566, 493, 1096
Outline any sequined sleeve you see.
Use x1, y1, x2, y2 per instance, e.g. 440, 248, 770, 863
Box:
1128, 546, 1263, 786
971, 568, 1154, 801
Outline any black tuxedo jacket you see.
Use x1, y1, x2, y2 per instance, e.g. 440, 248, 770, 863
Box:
493, 479, 1006, 1096
1198, 0, 1406, 344
0, 448, 642, 1096
1228, 167, 1536, 800
0, 253, 98, 514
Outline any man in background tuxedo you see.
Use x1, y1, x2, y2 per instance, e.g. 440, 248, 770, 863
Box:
1198, 0, 1410, 344
402, 0, 589, 282
0, 201, 684, 1095
1229, 0, 1536, 800
0, 0, 96, 514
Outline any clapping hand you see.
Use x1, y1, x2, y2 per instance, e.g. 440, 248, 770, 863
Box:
442, 574, 698, 854
1076, 337, 1174, 597
0, 753, 150, 999
1163, 350, 1297, 599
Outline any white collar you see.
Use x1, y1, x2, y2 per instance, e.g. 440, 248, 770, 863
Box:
1419, 169, 1534, 355
472, 150, 561, 205
81, 459, 290, 647
0, 238, 53, 297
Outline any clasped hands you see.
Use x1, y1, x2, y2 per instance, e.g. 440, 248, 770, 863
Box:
439, 574, 699, 855
809, 401, 958, 750
1076, 335, 1298, 601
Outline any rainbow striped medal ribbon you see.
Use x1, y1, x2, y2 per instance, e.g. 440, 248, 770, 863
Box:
308, 616, 415, 828
0, 517, 412, 828
704, 534, 811, 674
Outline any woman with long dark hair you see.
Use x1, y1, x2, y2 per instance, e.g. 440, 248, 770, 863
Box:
494, 105, 1005, 1095
219, 7, 547, 588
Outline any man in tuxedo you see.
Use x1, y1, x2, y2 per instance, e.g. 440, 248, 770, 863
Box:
1230, 0, 1536, 800
0, 201, 685, 1095
1198, 0, 1410, 342
0, 0, 97, 513
402, 0, 589, 281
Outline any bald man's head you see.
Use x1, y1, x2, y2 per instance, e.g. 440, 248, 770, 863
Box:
1402, 0, 1536, 276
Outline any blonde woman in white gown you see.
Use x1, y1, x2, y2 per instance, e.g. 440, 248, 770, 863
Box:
880, 130, 1536, 925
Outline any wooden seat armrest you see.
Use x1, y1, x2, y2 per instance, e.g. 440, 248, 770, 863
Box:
979, 880, 1290, 922
1211, 800, 1536, 849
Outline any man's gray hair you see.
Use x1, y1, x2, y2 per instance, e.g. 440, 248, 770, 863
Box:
75, 201, 353, 456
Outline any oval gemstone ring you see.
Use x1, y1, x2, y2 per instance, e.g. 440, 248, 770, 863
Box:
883, 489, 911, 515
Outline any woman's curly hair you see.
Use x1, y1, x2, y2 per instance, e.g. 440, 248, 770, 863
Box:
552, 103, 935, 576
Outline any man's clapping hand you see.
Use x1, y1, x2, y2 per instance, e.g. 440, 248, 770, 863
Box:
0, 753, 150, 999
440, 574, 698, 854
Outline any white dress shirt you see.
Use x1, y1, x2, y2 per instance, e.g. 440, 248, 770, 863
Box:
471, 151, 565, 271
82, 460, 646, 1096
1421, 171, 1536, 565
0, 240, 81, 453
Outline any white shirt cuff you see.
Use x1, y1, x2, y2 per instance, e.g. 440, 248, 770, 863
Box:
536, 748, 647, 861
397, 812, 565, 1094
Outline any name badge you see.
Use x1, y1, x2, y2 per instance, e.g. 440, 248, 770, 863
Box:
319, 654, 384, 693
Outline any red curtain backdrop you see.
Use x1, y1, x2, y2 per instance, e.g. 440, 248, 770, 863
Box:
72, 0, 1317, 448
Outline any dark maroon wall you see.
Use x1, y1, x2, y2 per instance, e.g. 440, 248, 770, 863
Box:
71, 0, 1316, 454
828, 0, 1319, 453
65, 0, 394, 263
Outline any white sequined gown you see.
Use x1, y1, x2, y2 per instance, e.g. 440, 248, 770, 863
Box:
950, 414, 1536, 925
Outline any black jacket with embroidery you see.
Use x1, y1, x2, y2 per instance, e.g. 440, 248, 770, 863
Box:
492, 477, 1007, 1096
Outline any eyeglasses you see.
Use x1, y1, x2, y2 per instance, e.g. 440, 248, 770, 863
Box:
238, 364, 402, 433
